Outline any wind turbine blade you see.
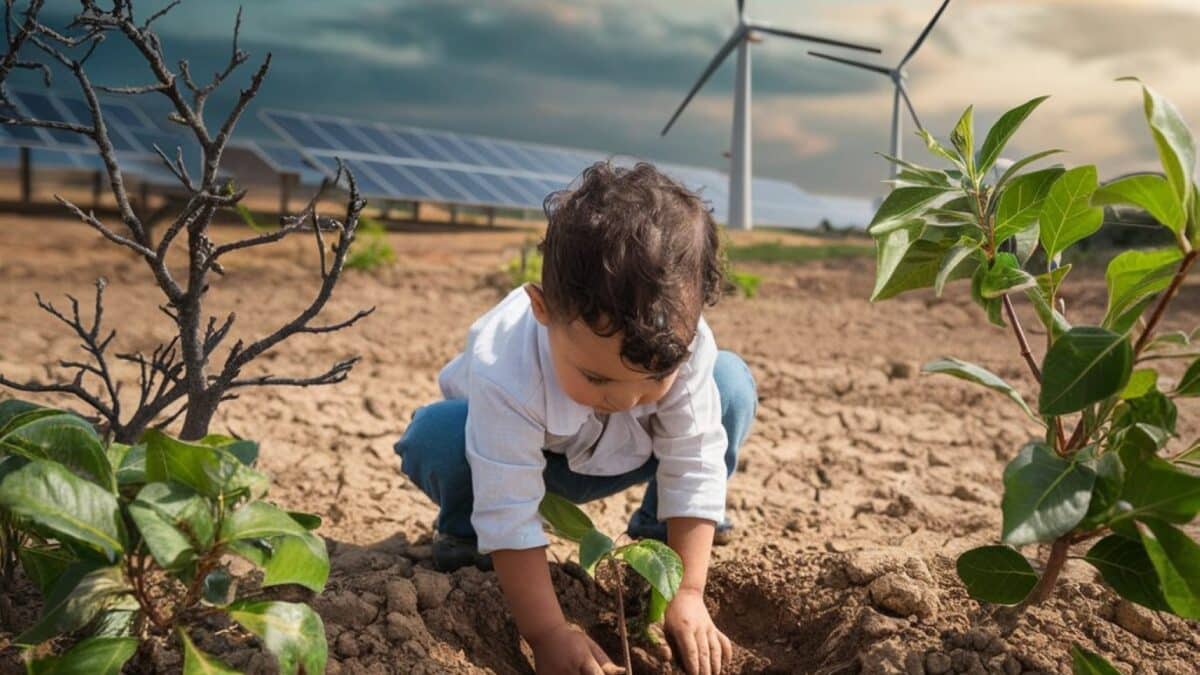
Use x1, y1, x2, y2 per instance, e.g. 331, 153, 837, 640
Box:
808, 50, 893, 77
899, 0, 953, 67
898, 82, 922, 131
661, 28, 744, 136
747, 22, 881, 53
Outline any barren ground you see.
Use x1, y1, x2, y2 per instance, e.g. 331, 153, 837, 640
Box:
0, 213, 1198, 674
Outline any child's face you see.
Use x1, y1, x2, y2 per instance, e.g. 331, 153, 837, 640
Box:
527, 285, 679, 414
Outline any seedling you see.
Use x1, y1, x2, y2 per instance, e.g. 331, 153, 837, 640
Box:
539, 492, 683, 674
868, 81, 1199, 671
0, 399, 329, 674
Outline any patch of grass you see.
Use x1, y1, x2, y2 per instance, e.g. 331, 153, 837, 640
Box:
346, 216, 397, 271
726, 240, 873, 264
506, 244, 542, 288
728, 270, 761, 298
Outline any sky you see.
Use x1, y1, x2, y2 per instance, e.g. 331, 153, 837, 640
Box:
14, 0, 1200, 199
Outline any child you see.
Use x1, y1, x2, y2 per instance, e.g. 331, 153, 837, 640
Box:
395, 161, 756, 675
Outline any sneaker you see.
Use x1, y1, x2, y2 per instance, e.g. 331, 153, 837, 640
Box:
626, 519, 735, 546
432, 534, 494, 572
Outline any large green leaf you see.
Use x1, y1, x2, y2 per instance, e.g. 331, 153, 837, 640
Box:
176, 624, 237, 672
18, 545, 76, 595
1039, 327, 1133, 415
950, 105, 976, 178
1039, 166, 1104, 261
1079, 450, 1124, 529
980, 252, 1036, 299
1093, 174, 1186, 238
115, 443, 146, 486
1111, 423, 1169, 470
538, 492, 594, 542
995, 149, 1065, 190
1119, 457, 1200, 523
179, 628, 240, 675
1001, 443, 1096, 546
976, 96, 1050, 178
921, 358, 1038, 422
0, 399, 45, 432
1138, 518, 1200, 618
18, 563, 130, 646
1176, 358, 1200, 396
228, 600, 327, 675
26, 636, 138, 675
867, 187, 950, 236
1082, 535, 1169, 611
617, 539, 683, 603
128, 481, 215, 571
1122, 79, 1195, 219
872, 223, 969, 301
0, 413, 114, 492
0, 460, 125, 562
994, 167, 1065, 244
579, 528, 615, 576
1071, 645, 1124, 675
144, 430, 267, 503
1119, 369, 1158, 400
220, 501, 309, 544
198, 434, 259, 467
955, 545, 1038, 605
970, 263, 1006, 326
1111, 390, 1177, 436
1101, 248, 1183, 330
261, 532, 330, 593
933, 237, 982, 297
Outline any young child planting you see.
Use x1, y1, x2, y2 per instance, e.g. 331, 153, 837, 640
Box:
395, 161, 756, 675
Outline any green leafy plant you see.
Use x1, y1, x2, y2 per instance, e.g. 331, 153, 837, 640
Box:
346, 216, 398, 272
727, 269, 762, 298
0, 399, 329, 674
868, 81, 1200, 644
538, 493, 683, 674
506, 242, 543, 288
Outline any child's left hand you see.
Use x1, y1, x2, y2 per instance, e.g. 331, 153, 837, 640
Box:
664, 587, 733, 675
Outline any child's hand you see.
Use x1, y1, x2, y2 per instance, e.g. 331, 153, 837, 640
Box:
664, 588, 733, 675
528, 622, 624, 675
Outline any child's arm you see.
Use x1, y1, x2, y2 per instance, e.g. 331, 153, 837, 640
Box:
494, 547, 623, 674
665, 517, 733, 675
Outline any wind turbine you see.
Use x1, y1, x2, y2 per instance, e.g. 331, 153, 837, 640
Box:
661, 1, 880, 231
808, 0, 954, 180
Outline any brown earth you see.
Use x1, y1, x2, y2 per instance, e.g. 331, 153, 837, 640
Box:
0, 212, 1198, 674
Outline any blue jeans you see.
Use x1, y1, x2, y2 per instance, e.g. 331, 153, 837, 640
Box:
394, 351, 756, 541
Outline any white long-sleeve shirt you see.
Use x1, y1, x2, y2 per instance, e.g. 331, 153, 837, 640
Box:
438, 287, 728, 554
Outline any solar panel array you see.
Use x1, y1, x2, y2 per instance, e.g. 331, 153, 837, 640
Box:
260, 109, 871, 229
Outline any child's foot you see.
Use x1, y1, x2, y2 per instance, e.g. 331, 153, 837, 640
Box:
432, 533, 494, 572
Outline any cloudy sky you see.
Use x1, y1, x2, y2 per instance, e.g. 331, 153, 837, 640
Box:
18, 0, 1200, 199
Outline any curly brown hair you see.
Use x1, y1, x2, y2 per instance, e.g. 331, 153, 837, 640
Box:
539, 161, 724, 374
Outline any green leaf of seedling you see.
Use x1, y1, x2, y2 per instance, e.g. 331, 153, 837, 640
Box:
0, 399, 48, 433
220, 501, 309, 543
26, 636, 138, 675
1071, 644, 1125, 675
1111, 423, 1169, 471
921, 358, 1039, 423
1176, 358, 1200, 396
977, 96, 1050, 179
867, 187, 951, 236
579, 529, 615, 576
1093, 174, 1187, 240
955, 545, 1038, 605
1001, 443, 1096, 546
287, 510, 323, 530
128, 481, 215, 572
0, 413, 114, 492
994, 167, 1065, 246
115, 443, 146, 486
18, 546, 76, 595
1102, 248, 1183, 330
1039, 166, 1104, 261
970, 264, 1006, 327
1120, 369, 1158, 400
934, 238, 983, 297
919, 128, 964, 169
1025, 288, 1071, 343
950, 105, 976, 179
646, 588, 669, 626
1079, 450, 1125, 530
228, 600, 327, 675
1111, 390, 1177, 436
144, 430, 267, 503
179, 628, 240, 675
1119, 457, 1200, 523
538, 492, 594, 542
261, 532, 330, 593
617, 539, 684, 604
17, 563, 131, 646
1083, 535, 1169, 612
980, 252, 1037, 299
872, 223, 970, 302
1137, 518, 1200, 618
1039, 327, 1133, 416
995, 149, 1065, 192
1120, 78, 1196, 222
0, 460, 125, 563
198, 434, 259, 467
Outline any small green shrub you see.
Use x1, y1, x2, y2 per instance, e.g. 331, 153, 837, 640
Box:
0, 399, 329, 674
539, 493, 683, 673
505, 244, 542, 288
728, 270, 762, 298
868, 81, 1199, 673
346, 216, 397, 272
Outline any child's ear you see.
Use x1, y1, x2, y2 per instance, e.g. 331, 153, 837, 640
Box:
525, 283, 551, 326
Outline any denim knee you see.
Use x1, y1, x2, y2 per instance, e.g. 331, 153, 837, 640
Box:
394, 399, 470, 504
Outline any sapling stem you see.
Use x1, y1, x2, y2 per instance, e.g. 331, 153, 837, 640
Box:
1027, 535, 1071, 604
1132, 250, 1198, 356
610, 558, 633, 675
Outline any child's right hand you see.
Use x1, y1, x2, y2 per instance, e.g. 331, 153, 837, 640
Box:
529, 623, 624, 675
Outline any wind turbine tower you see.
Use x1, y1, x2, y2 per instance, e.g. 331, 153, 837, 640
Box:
808, 0, 954, 180
661, 1, 880, 231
